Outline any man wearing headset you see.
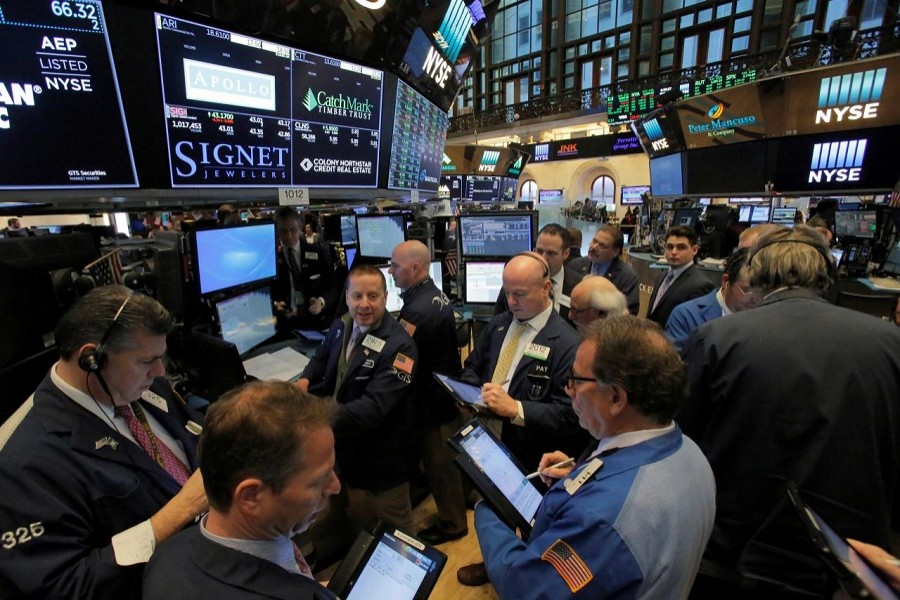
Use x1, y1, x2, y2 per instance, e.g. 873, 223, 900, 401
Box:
0, 285, 207, 599
681, 226, 900, 597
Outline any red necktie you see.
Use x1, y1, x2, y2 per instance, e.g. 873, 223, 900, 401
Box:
293, 542, 314, 579
114, 402, 190, 486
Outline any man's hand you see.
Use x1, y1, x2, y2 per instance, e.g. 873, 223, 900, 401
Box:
537, 451, 575, 486
480, 382, 518, 418
149, 470, 208, 544
308, 297, 325, 316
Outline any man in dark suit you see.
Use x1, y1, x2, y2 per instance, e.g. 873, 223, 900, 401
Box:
568, 225, 640, 314
296, 265, 416, 532
495, 223, 583, 321
144, 381, 339, 600
646, 225, 715, 327
456, 252, 587, 587
0, 286, 207, 599
272, 206, 338, 333
665, 248, 755, 352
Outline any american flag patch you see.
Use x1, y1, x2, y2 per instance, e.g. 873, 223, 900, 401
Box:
541, 539, 593, 592
392, 353, 414, 375
400, 318, 417, 337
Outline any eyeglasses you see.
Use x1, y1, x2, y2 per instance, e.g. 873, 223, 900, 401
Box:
733, 283, 753, 296
564, 368, 596, 388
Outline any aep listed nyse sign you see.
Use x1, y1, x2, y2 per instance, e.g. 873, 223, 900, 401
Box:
0, 0, 138, 189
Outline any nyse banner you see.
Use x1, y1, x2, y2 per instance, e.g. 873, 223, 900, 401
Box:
157, 14, 383, 188
0, 0, 138, 189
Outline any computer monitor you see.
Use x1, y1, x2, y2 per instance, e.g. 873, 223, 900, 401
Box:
429, 260, 443, 286
750, 206, 771, 223
883, 240, 900, 277
345, 247, 357, 270
673, 208, 701, 229
621, 185, 650, 205
341, 215, 358, 245
192, 223, 277, 296
834, 211, 878, 239
771, 207, 798, 226
465, 261, 505, 304
380, 261, 444, 313
214, 285, 277, 356
356, 214, 406, 259
459, 213, 533, 258
738, 206, 753, 223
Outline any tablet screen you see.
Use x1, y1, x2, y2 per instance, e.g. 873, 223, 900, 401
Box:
434, 373, 486, 407
345, 531, 441, 600
456, 422, 543, 524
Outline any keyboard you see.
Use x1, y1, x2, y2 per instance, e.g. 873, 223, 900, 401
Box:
867, 276, 900, 291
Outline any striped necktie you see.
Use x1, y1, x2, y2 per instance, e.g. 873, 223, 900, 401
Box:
114, 402, 190, 485
491, 321, 528, 385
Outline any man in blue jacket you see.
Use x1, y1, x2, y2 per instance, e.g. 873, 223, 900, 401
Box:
296, 265, 416, 532
475, 316, 715, 598
0, 286, 207, 599
665, 248, 755, 352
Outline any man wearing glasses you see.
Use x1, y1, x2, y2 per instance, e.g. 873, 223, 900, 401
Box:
664, 248, 755, 353
272, 206, 337, 333
473, 316, 715, 598
567, 276, 630, 331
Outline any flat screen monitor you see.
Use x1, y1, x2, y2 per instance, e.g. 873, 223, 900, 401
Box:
883, 240, 900, 276
771, 207, 798, 225
464, 261, 505, 304
621, 185, 650, 205
750, 206, 771, 223
356, 214, 406, 259
386, 78, 448, 192
459, 213, 533, 258
834, 211, 878, 239
381, 261, 443, 313
345, 247, 357, 270
429, 260, 443, 286
155, 12, 384, 188
193, 223, 277, 295
538, 189, 563, 204
214, 284, 277, 356
673, 208, 702, 228
341, 216, 358, 245
649, 153, 684, 196
0, 0, 137, 189
465, 175, 502, 202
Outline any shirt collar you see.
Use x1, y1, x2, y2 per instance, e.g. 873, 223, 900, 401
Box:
715, 288, 731, 316
51, 361, 117, 427
592, 421, 676, 458
668, 262, 692, 280
199, 515, 302, 575
399, 276, 432, 300
517, 302, 553, 331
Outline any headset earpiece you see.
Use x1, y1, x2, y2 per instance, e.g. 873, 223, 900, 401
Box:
78, 347, 106, 373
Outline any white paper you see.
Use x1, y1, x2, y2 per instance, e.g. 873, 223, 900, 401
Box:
243, 347, 310, 382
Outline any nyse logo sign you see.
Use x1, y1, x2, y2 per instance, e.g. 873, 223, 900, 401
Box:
643, 118, 669, 152
815, 68, 885, 124
478, 150, 500, 172
534, 144, 550, 162
433, 0, 472, 63
808, 139, 866, 183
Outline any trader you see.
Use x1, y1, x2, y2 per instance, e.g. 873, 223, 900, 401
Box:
665, 248, 755, 353
272, 206, 338, 333
296, 265, 417, 532
143, 381, 340, 599
388, 241, 468, 545
495, 223, 583, 321
567, 275, 629, 331
682, 226, 900, 596
475, 316, 715, 598
456, 252, 585, 587
646, 225, 715, 327
0, 285, 207, 599
568, 225, 640, 314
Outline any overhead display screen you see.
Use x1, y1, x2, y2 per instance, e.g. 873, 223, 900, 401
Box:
632, 105, 685, 159
0, 0, 138, 189
676, 86, 767, 149
155, 13, 383, 188
387, 79, 448, 191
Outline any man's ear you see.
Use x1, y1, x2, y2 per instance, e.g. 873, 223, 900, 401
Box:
233, 478, 267, 515
608, 384, 629, 417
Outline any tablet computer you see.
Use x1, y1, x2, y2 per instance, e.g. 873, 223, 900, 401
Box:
788, 484, 898, 600
326, 525, 447, 600
448, 418, 545, 537
293, 329, 326, 342
433, 373, 489, 412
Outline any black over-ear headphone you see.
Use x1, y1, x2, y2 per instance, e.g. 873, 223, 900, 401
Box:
78, 292, 134, 374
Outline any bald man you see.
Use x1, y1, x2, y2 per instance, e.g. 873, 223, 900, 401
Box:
388, 241, 468, 545
457, 253, 588, 586
738, 223, 782, 250
568, 275, 629, 331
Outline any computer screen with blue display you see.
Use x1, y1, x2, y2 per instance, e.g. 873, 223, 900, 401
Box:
215, 285, 277, 356
771, 207, 797, 225
193, 223, 277, 295
750, 206, 771, 223
459, 214, 533, 258
357, 214, 406, 259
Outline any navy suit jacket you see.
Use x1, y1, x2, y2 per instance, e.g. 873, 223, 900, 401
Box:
271, 240, 337, 329
647, 264, 715, 327
568, 255, 640, 315
665, 288, 723, 353
300, 314, 416, 491
461, 310, 588, 470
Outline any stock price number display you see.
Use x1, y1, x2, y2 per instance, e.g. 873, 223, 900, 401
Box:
387, 79, 448, 192
0, 0, 138, 189
156, 14, 382, 188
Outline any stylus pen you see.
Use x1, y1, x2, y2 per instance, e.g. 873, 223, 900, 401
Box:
524, 457, 576, 481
